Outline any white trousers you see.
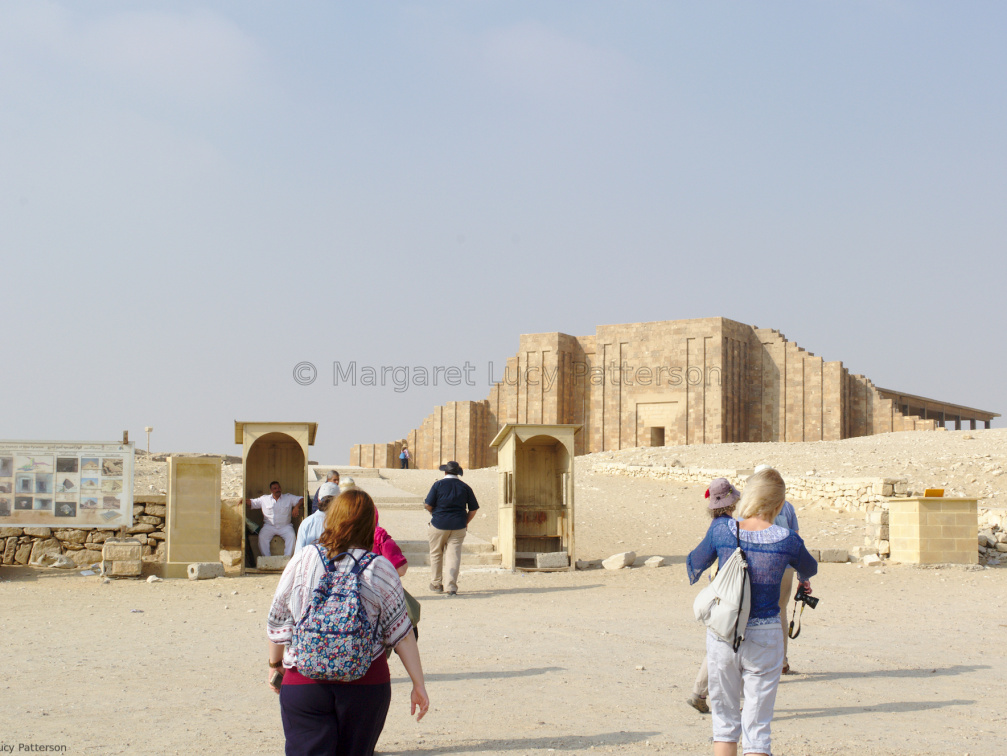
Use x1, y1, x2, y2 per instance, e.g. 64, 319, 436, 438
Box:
707, 625, 784, 755
259, 523, 296, 557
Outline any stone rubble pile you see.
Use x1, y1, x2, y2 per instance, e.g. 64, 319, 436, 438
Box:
978, 508, 1007, 564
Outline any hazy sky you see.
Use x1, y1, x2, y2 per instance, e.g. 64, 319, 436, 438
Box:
2, 1, 1004, 462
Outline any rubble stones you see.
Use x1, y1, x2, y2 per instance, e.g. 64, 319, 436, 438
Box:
53, 530, 87, 544
145, 504, 167, 517
188, 562, 225, 580
105, 560, 141, 577
220, 550, 241, 567
645, 556, 667, 568
29, 539, 62, 564
70, 549, 104, 567
603, 551, 636, 570
0, 527, 23, 537
103, 541, 142, 561
127, 523, 155, 534
23, 527, 52, 538
257, 555, 291, 571
535, 552, 570, 569
820, 548, 849, 563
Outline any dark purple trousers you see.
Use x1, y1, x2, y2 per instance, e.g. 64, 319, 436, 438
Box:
279, 682, 391, 756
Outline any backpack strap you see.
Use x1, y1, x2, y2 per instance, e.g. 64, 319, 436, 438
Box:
315, 545, 362, 572
351, 551, 378, 575
731, 521, 749, 653
313, 545, 378, 575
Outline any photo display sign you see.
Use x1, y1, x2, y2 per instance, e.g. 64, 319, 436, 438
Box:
0, 441, 134, 528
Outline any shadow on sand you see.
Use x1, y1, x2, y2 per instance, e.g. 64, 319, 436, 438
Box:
774, 698, 973, 721
392, 666, 564, 685
420, 584, 602, 601
379, 730, 661, 754
792, 663, 990, 683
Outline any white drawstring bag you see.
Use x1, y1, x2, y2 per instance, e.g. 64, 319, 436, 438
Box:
693, 524, 751, 651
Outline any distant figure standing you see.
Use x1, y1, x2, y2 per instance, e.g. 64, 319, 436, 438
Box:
424, 461, 479, 596
247, 481, 303, 557
399, 446, 411, 469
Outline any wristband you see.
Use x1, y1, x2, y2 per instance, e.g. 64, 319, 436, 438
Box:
268, 660, 283, 669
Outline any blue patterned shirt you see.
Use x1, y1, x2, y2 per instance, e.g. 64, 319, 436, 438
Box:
688, 518, 818, 626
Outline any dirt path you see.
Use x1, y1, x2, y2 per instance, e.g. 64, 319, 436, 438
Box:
1, 556, 1002, 755
3, 431, 1005, 755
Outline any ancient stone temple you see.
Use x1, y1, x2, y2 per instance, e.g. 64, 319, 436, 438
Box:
349, 317, 998, 470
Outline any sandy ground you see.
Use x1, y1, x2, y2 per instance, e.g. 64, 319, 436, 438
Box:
2, 430, 1006, 755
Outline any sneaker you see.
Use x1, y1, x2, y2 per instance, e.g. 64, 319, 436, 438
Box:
429, 583, 443, 593
686, 694, 710, 714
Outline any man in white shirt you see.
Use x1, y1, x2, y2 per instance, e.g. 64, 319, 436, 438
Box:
247, 481, 303, 557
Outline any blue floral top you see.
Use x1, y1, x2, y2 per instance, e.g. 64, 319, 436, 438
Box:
687, 518, 818, 627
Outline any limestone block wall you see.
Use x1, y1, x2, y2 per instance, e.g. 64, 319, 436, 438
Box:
888, 498, 979, 564
351, 317, 959, 469
865, 510, 891, 556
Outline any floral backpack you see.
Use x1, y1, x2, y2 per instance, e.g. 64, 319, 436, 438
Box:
291, 546, 379, 681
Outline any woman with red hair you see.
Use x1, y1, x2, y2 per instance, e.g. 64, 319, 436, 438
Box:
267, 489, 429, 756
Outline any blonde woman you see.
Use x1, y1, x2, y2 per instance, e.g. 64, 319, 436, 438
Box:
686, 468, 817, 756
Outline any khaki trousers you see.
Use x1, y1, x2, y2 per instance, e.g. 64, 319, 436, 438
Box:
778, 567, 795, 665
428, 525, 467, 592
693, 656, 709, 697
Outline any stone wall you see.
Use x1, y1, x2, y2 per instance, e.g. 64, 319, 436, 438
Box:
1, 494, 244, 570
351, 317, 967, 469
0, 495, 168, 568
591, 462, 909, 513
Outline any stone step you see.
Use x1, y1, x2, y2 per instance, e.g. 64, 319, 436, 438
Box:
402, 551, 502, 567
397, 540, 495, 555
309, 465, 384, 480
397, 539, 500, 566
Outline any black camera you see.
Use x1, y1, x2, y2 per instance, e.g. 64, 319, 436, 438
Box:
795, 587, 819, 609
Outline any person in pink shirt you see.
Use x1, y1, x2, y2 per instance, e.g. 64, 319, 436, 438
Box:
374, 509, 420, 640
374, 511, 407, 576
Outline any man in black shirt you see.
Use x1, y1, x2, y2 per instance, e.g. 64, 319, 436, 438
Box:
425, 461, 479, 595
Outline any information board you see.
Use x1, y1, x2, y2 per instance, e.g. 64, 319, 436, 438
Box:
0, 441, 134, 528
